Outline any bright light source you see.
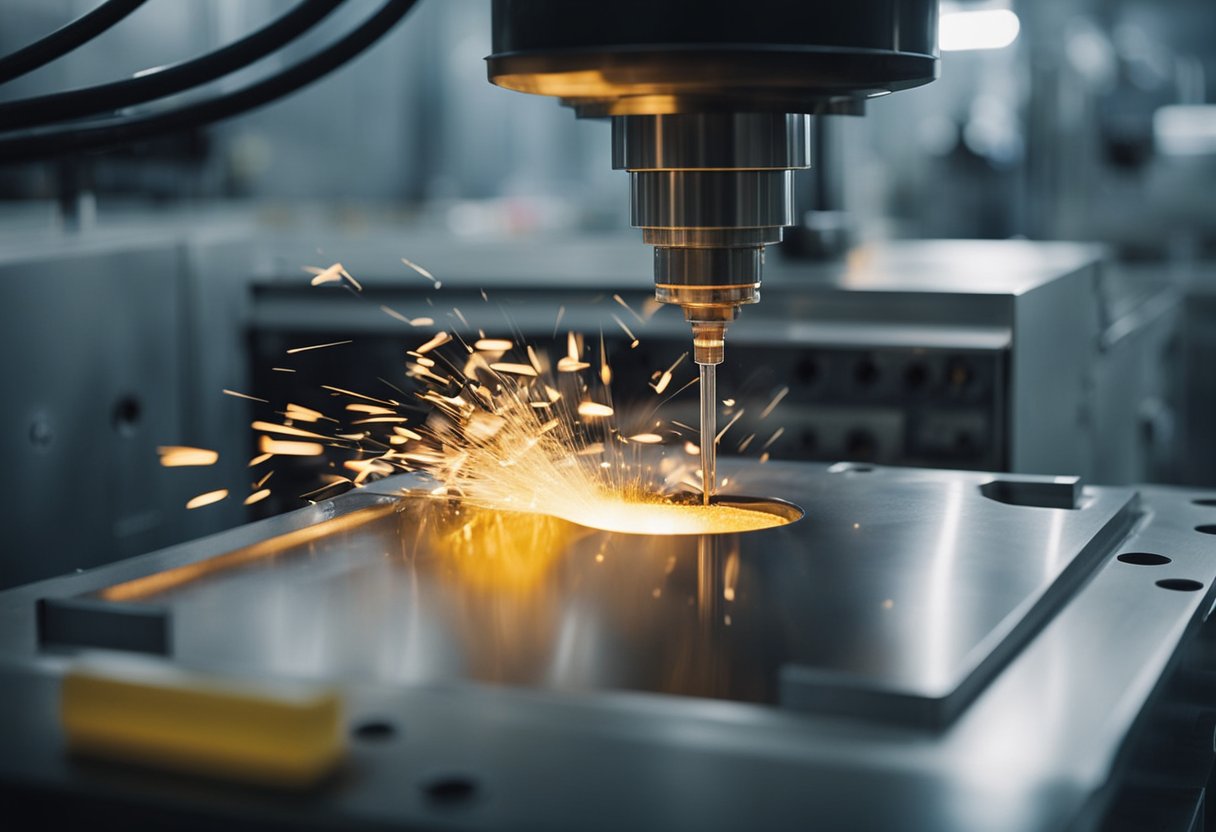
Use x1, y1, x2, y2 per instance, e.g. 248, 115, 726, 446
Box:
940, 9, 1021, 52
1154, 105, 1216, 156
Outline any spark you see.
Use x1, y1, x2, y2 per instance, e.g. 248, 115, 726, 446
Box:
157, 446, 218, 467
223, 389, 268, 403
629, 433, 663, 444
272, 367, 296, 373
321, 385, 397, 406
346, 403, 395, 415
558, 356, 590, 372
612, 294, 645, 325
475, 338, 513, 351
286, 339, 352, 355
401, 257, 441, 289
305, 263, 361, 292
416, 332, 451, 355
304, 263, 340, 286
722, 398, 736, 407
380, 305, 432, 327
186, 489, 228, 509
284, 403, 325, 422
716, 408, 745, 444
760, 386, 789, 420
254, 470, 274, 489
248, 453, 273, 467
761, 427, 784, 450
244, 489, 271, 506
552, 305, 565, 337
610, 314, 639, 348
490, 362, 538, 377
259, 436, 324, 456
578, 401, 614, 418
599, 333, 612, 386
651, 352, 687, 395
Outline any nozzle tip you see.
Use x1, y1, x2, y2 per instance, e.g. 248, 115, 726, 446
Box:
691, 321, 726, 365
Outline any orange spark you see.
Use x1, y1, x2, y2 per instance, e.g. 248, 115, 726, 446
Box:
157, 446, 218, 467
186, 489, 228, 509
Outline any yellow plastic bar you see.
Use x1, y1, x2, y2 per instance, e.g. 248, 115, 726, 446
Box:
61, 657, 344, 789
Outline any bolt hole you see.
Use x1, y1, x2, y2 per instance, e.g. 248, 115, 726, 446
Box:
1197, 525, 1216, 536
903, 362, 928, 391
421, 773, 479, 805
1156, 578, 1204, 592
112, 395, 142, 437
796, 357, 820, 386
1118, 553, 1172, 566
28, 416, 53, 450
353, 719, 397, 741
854, 358, 879, 388
1193, 498, 1216, 507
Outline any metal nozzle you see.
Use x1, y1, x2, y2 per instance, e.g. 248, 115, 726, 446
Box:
613, 112, 808, 504
688, 314, 730, 366
614, 112, 807, 323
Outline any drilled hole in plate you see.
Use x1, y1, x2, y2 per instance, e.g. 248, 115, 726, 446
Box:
1156, 578, 1204, 592
353, 719, 397, 741
1197, 525, 1216, 535
422, 773, 479, 805
1117, 553, 1171, 566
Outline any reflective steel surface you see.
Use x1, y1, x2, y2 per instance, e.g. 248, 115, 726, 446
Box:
50, 462, 1137, 726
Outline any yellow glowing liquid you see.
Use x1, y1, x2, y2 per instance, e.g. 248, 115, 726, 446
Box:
549, 499, 788, 536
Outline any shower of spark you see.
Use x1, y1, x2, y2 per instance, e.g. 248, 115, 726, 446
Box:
169, 260, 789, 535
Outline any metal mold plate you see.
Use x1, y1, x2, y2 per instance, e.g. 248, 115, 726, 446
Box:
1, 464, 1215, 832
13, 461, 1137, 729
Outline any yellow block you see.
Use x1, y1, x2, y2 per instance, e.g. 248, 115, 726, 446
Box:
61, 658, 344, 789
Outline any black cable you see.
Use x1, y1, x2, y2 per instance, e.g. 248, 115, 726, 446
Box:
0, 1, 418, 165
0, 0, 345, 130
0, 0, 148, 85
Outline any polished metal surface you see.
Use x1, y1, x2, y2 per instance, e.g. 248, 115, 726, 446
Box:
487, 0, 939, 116
0, 462, 1136, 721
652, 247, 762, 288
612, 113, 810, 171
1, 462, 1215, 830
630, 170, 796, 229
620, 115, 801, 337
